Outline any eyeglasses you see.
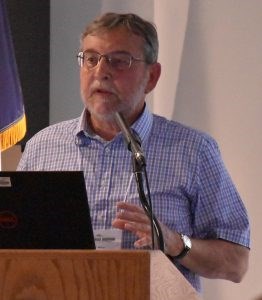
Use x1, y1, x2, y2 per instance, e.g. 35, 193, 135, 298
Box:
77, 51, 145, 71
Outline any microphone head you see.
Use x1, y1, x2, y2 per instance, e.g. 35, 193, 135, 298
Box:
114, 112, 146, 167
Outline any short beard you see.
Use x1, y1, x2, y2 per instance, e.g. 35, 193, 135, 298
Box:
81, 75, 148, 122
84, 95, 124, 122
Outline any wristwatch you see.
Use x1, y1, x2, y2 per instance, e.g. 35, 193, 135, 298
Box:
174, 233, 192, 260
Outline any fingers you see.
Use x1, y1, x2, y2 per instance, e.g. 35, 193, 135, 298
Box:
112, 201, 152, 248
112, 219, 128, 230
134, 235, 152, 248
113, 202, 179, 253
123, 222, 152, 249
112, 214, 151, 234
116, 201, 145, 214
116, 203, 149, 224
124, 220, 150, 236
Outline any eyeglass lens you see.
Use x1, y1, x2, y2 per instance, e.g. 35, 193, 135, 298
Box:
79, 52, 133, 70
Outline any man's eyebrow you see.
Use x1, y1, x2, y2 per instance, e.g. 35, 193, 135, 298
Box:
82, 48, 99, 53
82, 49, 132, 55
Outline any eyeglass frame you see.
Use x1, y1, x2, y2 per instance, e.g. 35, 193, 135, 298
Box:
77, 50, 146, 71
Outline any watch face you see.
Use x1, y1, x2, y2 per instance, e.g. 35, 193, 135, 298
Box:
173, 234, 192, 259
182, 234, 192, 249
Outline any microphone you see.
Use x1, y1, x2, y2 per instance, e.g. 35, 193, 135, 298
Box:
114, 112, 146, 167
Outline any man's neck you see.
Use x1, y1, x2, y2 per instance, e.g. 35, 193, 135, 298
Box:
90, 118, 120, 141
84, 110, 121, 141
85, 104, 145, 141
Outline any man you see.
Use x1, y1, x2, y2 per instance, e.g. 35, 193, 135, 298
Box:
17, 12, 250, 292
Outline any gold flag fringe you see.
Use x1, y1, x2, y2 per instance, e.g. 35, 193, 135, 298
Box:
0, 115, 26, 152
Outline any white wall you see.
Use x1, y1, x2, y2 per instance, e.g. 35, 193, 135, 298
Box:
174, 2, 262, 299
50, 1, 262, 299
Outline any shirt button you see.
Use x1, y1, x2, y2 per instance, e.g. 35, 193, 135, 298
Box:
101, 178, 107, 187
97, 211, 105, 221
104, 147, 110, 153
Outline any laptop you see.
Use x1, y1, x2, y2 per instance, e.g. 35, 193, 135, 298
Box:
0, 171, 95, 249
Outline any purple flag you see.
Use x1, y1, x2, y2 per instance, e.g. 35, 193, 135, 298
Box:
0, 0, 26, 151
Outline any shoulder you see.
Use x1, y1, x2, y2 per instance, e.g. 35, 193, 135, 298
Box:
27, 118, 80, 145
23, 118, 80, 155
17, 118, 80, 170
151, 114, 218, 151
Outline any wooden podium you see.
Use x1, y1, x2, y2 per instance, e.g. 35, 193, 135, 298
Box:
0, 250, 200, 300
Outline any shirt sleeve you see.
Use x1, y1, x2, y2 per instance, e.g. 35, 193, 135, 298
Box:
16, 146, 28, 170
192, 136, 250, 248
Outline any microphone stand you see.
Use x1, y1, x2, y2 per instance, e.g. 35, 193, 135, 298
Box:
115, 112, 164, 251
132, 156, 164, 251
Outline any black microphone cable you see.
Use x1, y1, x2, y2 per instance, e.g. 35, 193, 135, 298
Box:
115, 112, 164, 251
132, 157, 164, 251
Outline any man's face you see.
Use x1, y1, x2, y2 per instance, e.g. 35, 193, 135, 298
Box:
79, 27, 160, 123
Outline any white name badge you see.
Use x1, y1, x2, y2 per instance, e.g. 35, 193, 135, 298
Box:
94, 229, 122, 249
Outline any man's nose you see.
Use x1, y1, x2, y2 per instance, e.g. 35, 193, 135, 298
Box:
94, 56, 112, 78
97, 55, 111, 68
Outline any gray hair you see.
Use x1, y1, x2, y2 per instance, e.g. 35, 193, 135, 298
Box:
81, 12, 159, 64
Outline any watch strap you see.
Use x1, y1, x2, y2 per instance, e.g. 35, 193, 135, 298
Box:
173, 233, 191, 260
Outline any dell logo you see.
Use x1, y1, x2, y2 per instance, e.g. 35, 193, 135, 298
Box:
0, 211, 18, 229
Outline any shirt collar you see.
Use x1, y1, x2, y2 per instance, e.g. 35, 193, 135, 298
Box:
75, 105, 153, 144
77, 109, 93, 136
130, 105, 153, 144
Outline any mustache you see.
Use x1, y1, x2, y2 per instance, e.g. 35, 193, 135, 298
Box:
90, 82, 117, 95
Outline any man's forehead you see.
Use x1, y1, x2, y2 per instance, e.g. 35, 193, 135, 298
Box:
81, 27, 144, 51
85, 26, 139, 40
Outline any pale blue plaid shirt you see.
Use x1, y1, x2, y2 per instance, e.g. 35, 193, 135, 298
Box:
17, 105, 250, 292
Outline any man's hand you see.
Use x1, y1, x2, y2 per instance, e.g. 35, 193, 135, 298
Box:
112, 201, 183, 253
112, 201, 184, 253
112, 201, 153, 248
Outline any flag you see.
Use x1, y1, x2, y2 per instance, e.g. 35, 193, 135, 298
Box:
0, 0, 26, 152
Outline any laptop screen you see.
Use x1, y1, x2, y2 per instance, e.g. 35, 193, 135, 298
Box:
0, 171, 95, 249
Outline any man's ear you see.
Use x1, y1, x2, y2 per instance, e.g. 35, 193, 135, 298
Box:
145, 62, 161, 94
